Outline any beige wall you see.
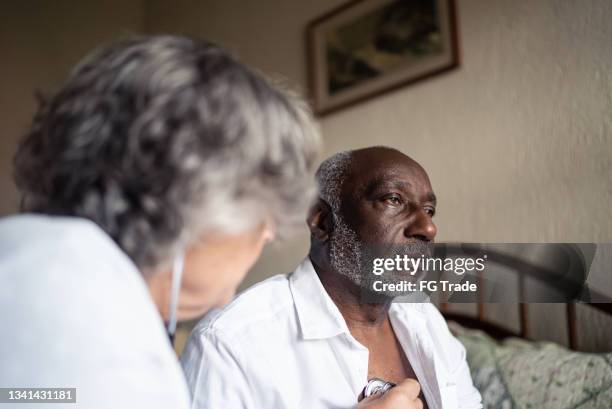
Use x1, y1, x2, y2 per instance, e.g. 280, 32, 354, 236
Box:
146, 0, 612, 350
146, 0, 612, 276
0, 0, 145, 215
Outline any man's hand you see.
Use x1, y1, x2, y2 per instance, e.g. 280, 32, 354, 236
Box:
357, 379, 423, 409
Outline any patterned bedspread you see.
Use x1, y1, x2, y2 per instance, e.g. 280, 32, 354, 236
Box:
450, 323, 612, 409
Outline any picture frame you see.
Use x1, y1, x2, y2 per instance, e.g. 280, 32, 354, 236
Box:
307, 0, 460, 116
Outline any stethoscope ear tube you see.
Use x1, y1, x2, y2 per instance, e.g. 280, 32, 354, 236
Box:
167, 252, 185, 342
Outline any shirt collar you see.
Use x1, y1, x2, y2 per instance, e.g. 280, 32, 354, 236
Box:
289, 257, 351, 340
289, 258, 428, 340
389, 301, 428, 329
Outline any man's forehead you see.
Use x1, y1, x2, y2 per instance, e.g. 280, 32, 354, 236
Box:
346, 148, 430, 188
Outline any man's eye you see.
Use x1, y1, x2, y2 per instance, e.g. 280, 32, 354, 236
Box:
382, 195, 402, 206
425, 207, 436, 217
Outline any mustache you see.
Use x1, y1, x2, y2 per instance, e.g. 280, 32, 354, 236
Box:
372, 240, 434, 258
403, 239, 434, 255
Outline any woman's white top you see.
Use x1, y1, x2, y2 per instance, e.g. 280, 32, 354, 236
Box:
0, 214, 190, 409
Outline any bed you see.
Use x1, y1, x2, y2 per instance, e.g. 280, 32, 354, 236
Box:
441, 302, 612, 408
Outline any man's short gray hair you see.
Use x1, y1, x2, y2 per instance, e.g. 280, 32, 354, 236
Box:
14, 35, 320, 273
315, 151, 352, 214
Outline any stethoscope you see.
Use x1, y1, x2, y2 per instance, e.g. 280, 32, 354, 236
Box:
166, 252, 185, 346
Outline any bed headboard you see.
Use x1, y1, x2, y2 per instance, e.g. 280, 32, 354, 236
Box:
440, 302, 612, 350
434, 243, 612, 351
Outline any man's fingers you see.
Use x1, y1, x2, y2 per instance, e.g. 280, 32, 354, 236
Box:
355, 391, 387, 408
359, 391, 383, 404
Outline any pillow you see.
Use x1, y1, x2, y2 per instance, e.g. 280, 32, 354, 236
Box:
449, 322, 612, 409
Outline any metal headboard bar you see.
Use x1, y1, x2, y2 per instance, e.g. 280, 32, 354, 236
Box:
590, 303, 612, 315
518, 273, 529, 339
477, 268, 485, 321
567, 304, 578, 349
443, 302, 612, 351
519, 303, 529, 339
437, 248, 612, 351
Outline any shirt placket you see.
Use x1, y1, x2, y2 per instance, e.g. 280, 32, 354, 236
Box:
328, 332, 370, 404
391, 312, 445, 409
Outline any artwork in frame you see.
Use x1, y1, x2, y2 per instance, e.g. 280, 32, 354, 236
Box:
307, 0, 459, 115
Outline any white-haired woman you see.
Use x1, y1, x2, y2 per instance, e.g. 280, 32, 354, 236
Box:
0, 35, 414, 409
0, 35, 318, 408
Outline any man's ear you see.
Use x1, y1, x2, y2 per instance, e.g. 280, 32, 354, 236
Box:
307, 199, 333, 242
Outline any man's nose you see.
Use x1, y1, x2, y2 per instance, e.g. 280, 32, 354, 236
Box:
405, 209, 437, 241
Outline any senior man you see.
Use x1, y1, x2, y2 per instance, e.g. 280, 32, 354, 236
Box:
181, 147, 482, 409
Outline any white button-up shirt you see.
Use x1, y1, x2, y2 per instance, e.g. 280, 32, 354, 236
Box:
181, 258, 482, 409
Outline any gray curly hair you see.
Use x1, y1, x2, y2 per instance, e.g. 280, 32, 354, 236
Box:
14, 35, 320, 273
315, 151, 353, 214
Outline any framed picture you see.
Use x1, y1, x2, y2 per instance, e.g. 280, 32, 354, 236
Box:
307, 0, 459, 115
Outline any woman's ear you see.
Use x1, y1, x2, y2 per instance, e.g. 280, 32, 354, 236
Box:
307, 199, 333, 242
